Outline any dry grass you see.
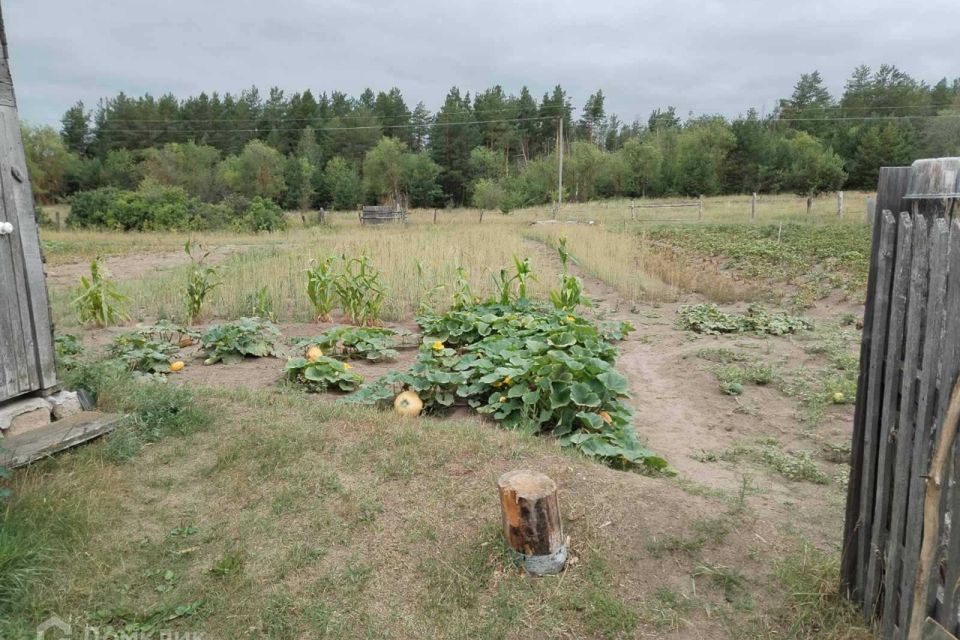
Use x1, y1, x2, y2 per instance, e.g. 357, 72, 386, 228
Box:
2, 382, 868, 639
525, 224, 766, 304
47, 223, 551, 327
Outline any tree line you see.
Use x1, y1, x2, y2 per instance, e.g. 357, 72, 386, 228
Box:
21, 64, 960, 228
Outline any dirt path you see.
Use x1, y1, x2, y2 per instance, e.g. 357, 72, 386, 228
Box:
525, 237, 856, 548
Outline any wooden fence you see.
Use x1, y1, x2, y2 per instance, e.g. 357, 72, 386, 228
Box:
359, 205, 405, 225
842, 166, 960, 637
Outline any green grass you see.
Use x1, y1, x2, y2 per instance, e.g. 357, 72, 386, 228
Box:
715, 439, 830, 485
646, 223, 871, 306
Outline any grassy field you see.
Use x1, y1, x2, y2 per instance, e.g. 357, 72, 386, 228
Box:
2, 192, 877, 638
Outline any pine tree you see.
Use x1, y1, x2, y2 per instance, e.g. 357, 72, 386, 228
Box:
60, 101, 91, 156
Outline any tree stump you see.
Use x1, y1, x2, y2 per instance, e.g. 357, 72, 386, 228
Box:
497, 470, 566, 575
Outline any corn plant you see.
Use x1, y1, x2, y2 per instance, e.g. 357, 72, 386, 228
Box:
334, 255, 385, 326
415, 260, 445, 315
184, 241, 220, 323
245, 285, 275, 321
306, 257, 337, 322
549, 237, 588, 311
492, 256, 537, 305
72, 257, 129, 327
451, 266, 478, 310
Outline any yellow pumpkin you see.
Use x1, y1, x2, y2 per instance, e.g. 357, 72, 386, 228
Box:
394, 390, 423, 417
169, 361, 186, 373
306, 346, 323, 362
598, 410, 612, 424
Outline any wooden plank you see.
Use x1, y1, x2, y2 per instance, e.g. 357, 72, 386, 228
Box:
941, 442, 960, 635
882, 214, 929, 639
923, 617, 959, 640
928, 219, 960, 627
0, 411, 121, 468
0, 114, 37, 398
859, 210, 899, 616
866, 211, 913, 619
843, 166, 912, 597
900, 218, 951, 632
0, 15, 56, 398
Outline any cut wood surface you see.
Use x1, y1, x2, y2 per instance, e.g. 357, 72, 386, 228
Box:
497, 469, 563, 557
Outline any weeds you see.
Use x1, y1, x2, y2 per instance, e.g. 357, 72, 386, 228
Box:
712, 362, 776, 395
678, 303, 811, 336
719, 440, 830, 484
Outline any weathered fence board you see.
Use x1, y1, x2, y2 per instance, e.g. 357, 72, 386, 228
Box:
843, 184, 960, 636
865, 212, 913, 619
359, 205, 405, 225
899, 219, 951, 634
844, 166, 913, 600
857, 211, 898, 613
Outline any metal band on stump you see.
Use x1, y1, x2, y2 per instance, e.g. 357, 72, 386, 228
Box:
497, 470, 566, 575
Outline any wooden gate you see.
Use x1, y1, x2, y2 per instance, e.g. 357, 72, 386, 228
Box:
0, 9, 56, 404
842, 163, 960, 637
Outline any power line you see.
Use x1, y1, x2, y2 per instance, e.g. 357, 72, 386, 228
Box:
90, 111, 960, 136
93, 114, 564, 135
94, 104, 572, 124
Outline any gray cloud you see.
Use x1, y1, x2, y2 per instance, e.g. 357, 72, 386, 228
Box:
7, 0, 959, 128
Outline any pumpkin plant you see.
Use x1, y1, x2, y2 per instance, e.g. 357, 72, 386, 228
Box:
200, 317, 281, 364
109, 332, 178, 375
284, 355, 362, 392
347, 298, 667, 473
293, 326, 402, 362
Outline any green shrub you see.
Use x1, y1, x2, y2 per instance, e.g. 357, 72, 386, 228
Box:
236, 196, 286, 232
68, 184, 230, 231
68, 187, 121, 227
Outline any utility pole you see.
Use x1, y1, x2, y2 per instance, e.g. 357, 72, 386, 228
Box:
556, 117, 563, 218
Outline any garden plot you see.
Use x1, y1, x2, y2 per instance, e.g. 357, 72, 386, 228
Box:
3, 218, 870, 639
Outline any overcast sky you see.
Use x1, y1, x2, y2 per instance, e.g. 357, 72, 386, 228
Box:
7, 0, 960, 129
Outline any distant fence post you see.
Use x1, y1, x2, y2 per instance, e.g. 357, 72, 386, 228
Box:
838, 191, 844, 218
698, 195, 704, 221
751, 193, 757, 221
629, 200, 636, 220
